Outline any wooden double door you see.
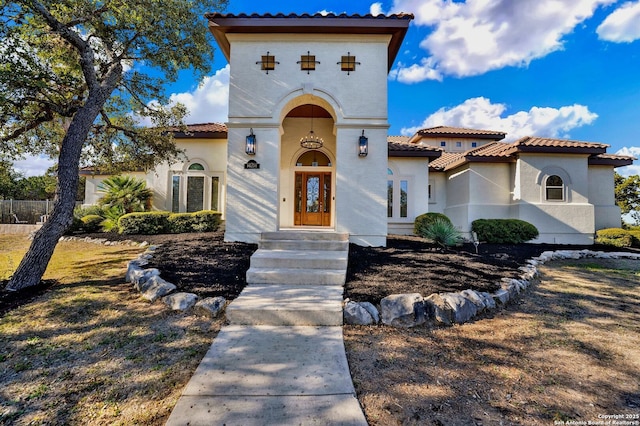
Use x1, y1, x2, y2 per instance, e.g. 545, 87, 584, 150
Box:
294, 172, 331, 226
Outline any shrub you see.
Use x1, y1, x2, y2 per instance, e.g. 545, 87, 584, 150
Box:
595, 228, 633, 247
192, 210, 222, 232
74, 205, 105, 219
81, 215, 104, 233
419, 218, 462, 248
472, 219, 539, 244
168, 213, 194, 234
630, 230, 640, 248
119, 211, 170, 235
414, 212, 452, 237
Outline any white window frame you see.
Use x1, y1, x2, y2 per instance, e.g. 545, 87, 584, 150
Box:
171, 160, 224, 213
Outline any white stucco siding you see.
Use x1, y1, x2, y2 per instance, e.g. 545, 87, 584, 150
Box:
513, 154, 595, 244
589, 165, 623, 230
428, 173, 447, 214
336, 127, 388, 246
225, 126, 280, 243
226, 34, 390, 121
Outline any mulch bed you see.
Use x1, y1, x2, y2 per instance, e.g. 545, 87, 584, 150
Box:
2, 230, 635, 315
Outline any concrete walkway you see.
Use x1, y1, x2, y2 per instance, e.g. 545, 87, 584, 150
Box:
166, 232, 367, 425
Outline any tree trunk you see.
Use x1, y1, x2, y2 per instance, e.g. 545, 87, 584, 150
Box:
6, 96, 107, 291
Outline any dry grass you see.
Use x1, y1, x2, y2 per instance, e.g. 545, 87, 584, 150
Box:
0, 236, 222, 425
345, 258, 640, 425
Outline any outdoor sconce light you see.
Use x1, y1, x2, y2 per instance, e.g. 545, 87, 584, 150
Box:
246, 128, 256, 155
359, 130, 368, 157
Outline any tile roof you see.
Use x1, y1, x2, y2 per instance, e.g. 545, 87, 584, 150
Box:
415, 126, 506, 140
387, 135, 410, 144
205, 13, 413, 71
514, 136, 608, 152
170, 123, 228, 138
589, 153, 636, 167
388, 141, 442, 158
429, 137, 632, 171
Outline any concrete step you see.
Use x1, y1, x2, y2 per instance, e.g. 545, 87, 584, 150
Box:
259, 239, 348, 251
246, 267, 346, 286
261, 231, 349, 242
226, 285, 343, 326
250, 249, 348, 270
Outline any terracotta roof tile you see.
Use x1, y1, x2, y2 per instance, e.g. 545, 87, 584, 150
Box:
388, 141, 442, 158
205, 13, 412, 71
589, 153, 636, 167
429, 152, 465, 171
416, 126, 506, 140
387, 135, 410, 144
514, 136, 608, 150
170, 123, 228, 137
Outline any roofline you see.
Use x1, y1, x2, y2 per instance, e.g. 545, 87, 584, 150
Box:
417, 131, 506, 141
389, 150, 442, 158
171, 130, 228, 139
588, 156, 635, 167
205, 13, 413, 71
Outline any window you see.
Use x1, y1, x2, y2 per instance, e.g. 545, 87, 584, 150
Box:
387, 180, 393, 218
187, 176, 205, 212
337, 52, 360, 75
455, 141, 462, 148
257, 51, 278, 73
298, 51, 320, 73
440, 141, 446, 147
171, 176, 180, 213
400, 180, 408, 218
546, 175, 564, 201
171, 161, 222, 213
471, 142, 477, 148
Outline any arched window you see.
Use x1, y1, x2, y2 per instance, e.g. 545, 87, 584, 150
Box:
546, 175, 564, 201
188, 163, 205, 171
296, 150, 331, 167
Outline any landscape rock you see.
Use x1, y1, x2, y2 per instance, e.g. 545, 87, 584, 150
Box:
141, 276, 176, 302
195, 297, 227, 318
359, 301, 380, 324
424, 293, 454, 325
132, 269, 161, 291
344, 301, 375, 325
163, 292, 198, 311
493, 289, 510, 305
380, 293, 426, 328
478, 292, 496, 310
440, 292, 478, 323
460, 289, 487, 312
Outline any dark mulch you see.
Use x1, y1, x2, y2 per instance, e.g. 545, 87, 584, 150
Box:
3, 231, 636, 315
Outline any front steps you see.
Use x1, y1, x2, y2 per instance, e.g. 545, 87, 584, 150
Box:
227, 231, 349, 326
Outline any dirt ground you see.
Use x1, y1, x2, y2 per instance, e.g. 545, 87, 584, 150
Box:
1, 232, 638, 425
345, 258, 640, 426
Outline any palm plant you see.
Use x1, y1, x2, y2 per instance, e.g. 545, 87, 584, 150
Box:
98, 176, 152, 214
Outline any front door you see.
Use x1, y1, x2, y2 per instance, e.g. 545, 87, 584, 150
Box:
295, 172, 331, 226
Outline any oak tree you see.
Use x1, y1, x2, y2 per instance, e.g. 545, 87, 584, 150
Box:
1, 0, 227, 290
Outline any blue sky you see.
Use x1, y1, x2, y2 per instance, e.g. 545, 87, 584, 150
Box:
15, 0, 640, 176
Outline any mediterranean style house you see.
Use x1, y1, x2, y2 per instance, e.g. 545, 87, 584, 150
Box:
82, 13, 634, 245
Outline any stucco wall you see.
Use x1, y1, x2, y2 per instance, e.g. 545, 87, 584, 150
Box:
224, 33, 391, 246
514, 154, 594, 244
589, 165, 623, 230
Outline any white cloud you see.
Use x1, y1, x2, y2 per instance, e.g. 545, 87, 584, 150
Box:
168, 65, 230, 124
616, 147, 640, 177
370, 2, 385, 16
596, 1, 640, 42
13, 155, 55, 177
381, 0, 615, 82
400, 97, 598, 141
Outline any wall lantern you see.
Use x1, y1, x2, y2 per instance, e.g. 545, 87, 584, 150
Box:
358, 130, 368, 157
246, 128, 256, 155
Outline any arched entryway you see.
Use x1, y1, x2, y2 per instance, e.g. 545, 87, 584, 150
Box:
279, 103, 336, 228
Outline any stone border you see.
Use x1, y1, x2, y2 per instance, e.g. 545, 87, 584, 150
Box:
55, 235, 227, 318
343, 249, 640, 327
